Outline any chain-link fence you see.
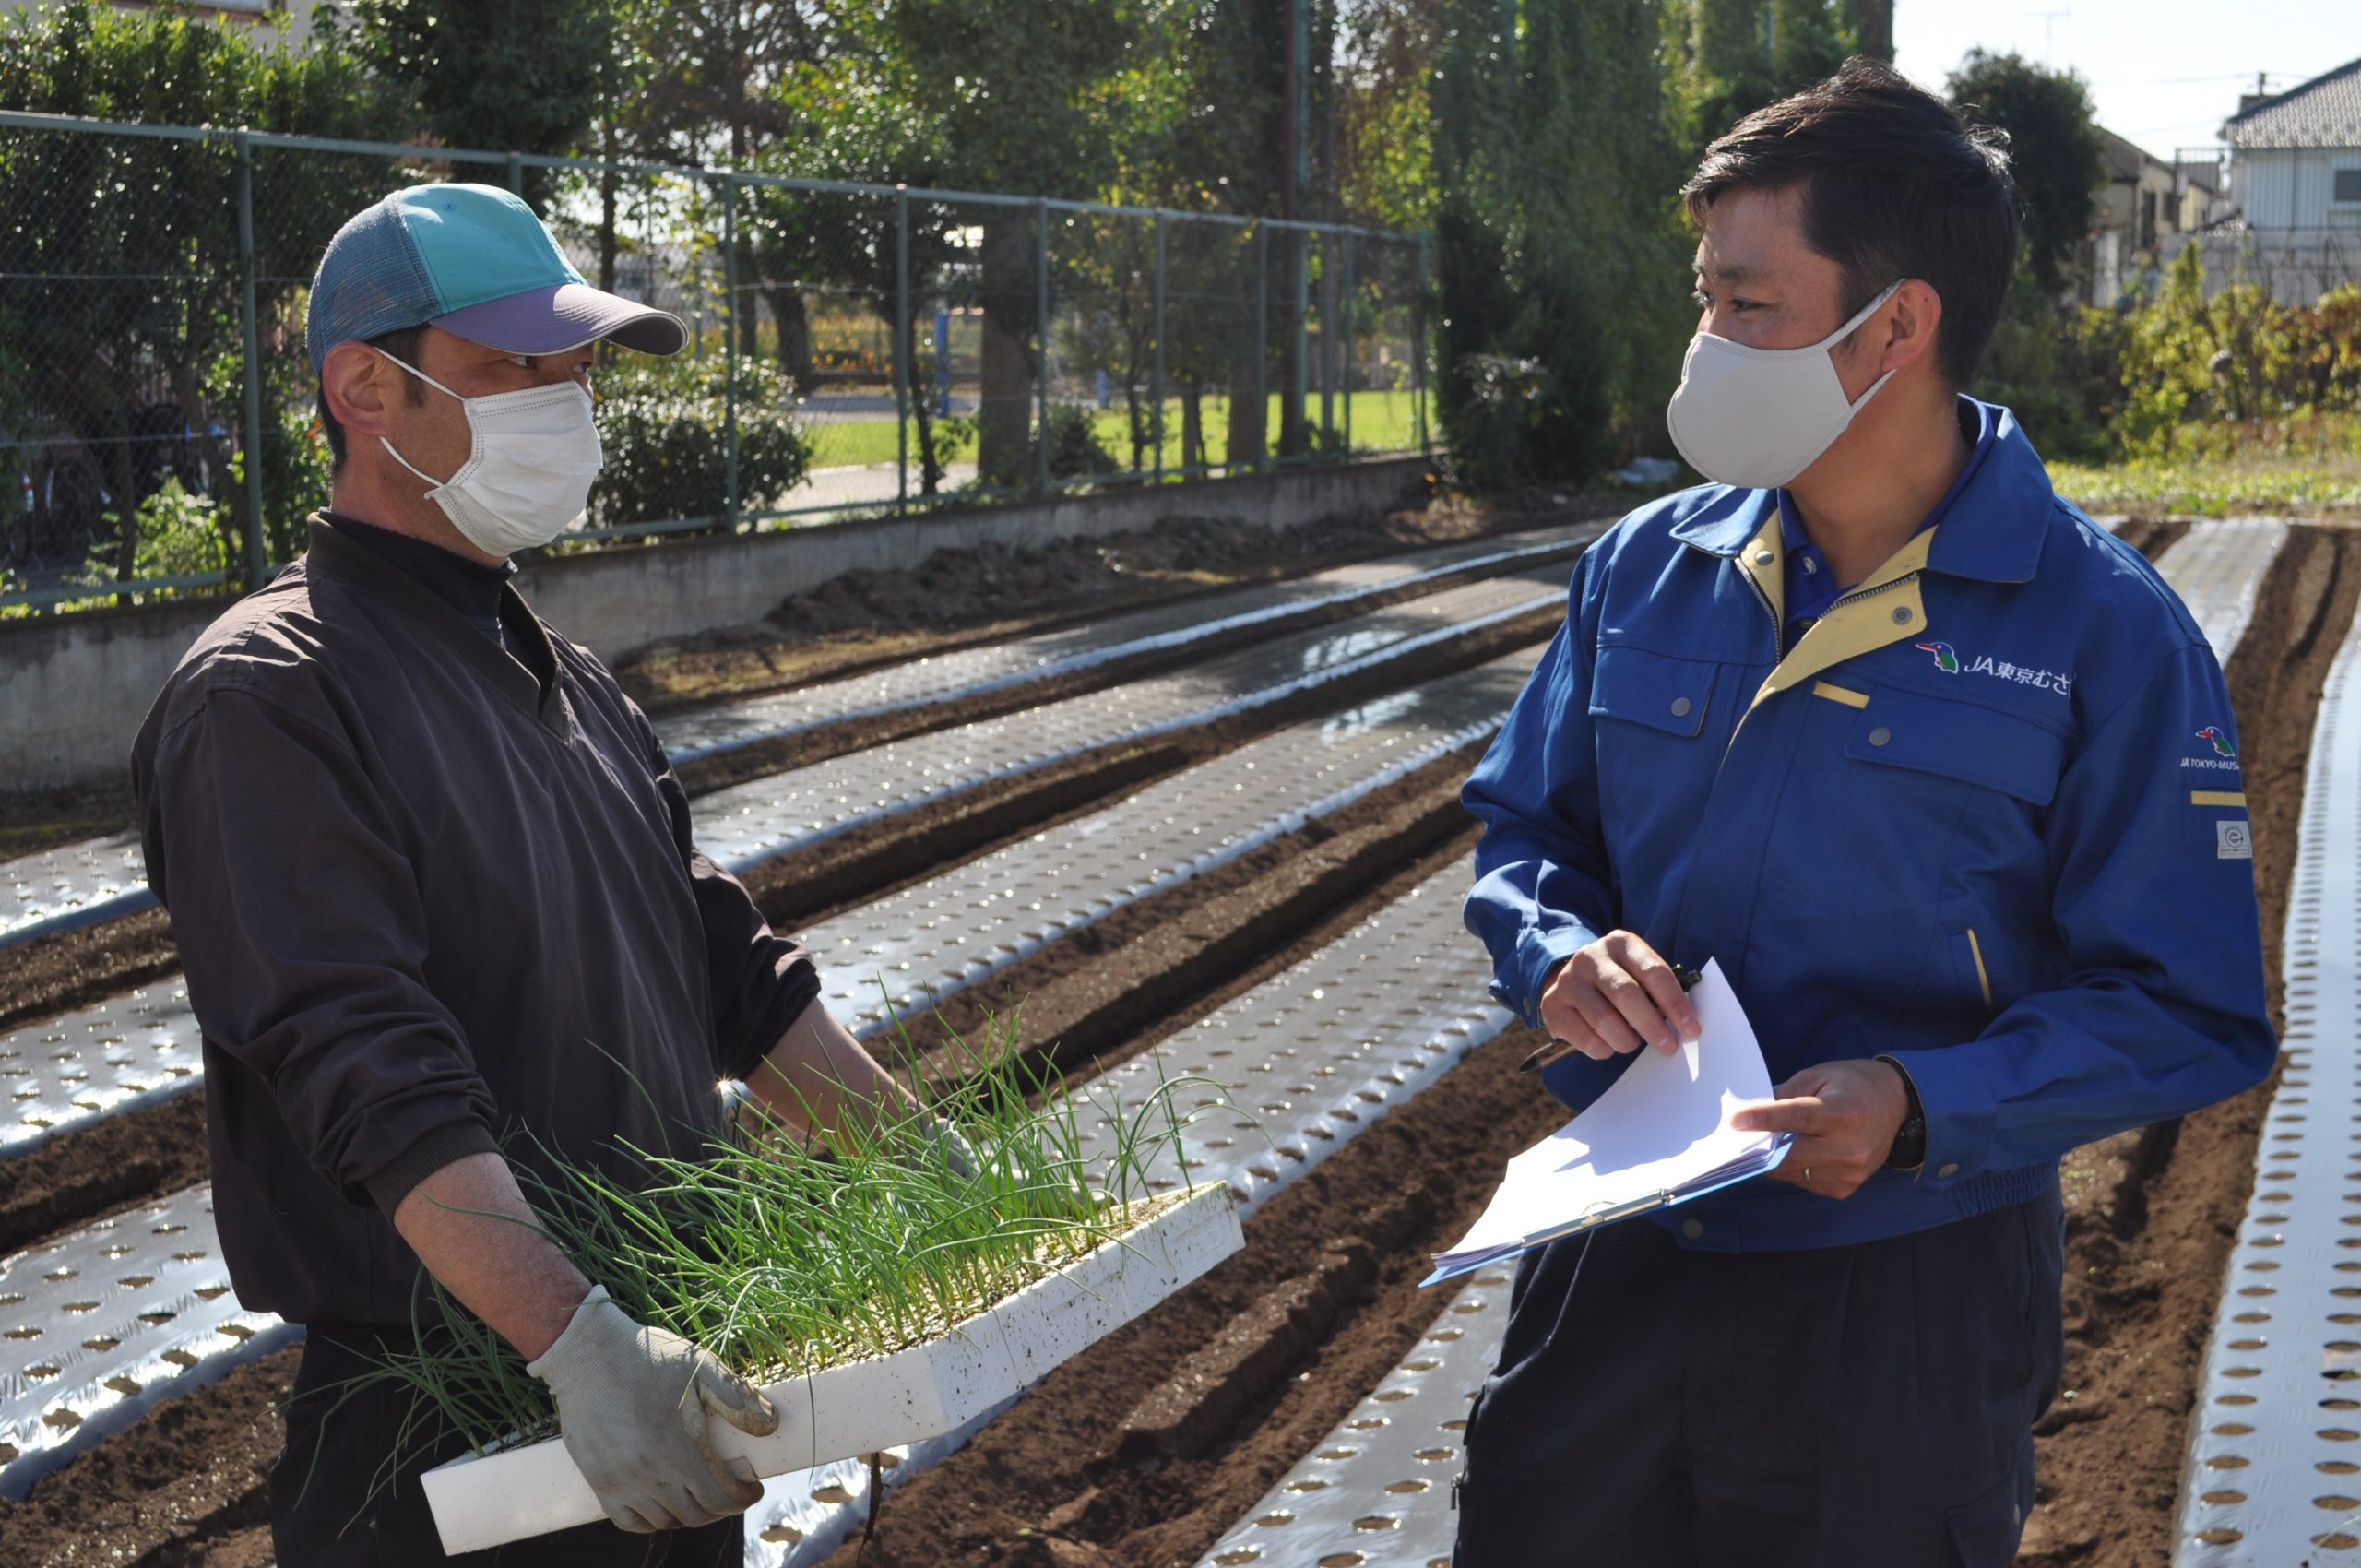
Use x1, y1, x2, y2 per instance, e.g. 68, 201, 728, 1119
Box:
2154, 229, 2361, 308
0, 110, 1430, 614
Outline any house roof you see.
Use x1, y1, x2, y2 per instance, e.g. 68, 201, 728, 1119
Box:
2174, 160, 2221, 194
2224, 56, 2361, 149
2100, 128, 2168, 182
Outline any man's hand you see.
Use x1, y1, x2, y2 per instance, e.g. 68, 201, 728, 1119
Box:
1537, 931, 1702, 1061
1729, 1058, 1911, 1200
527, 1286, 780, 1534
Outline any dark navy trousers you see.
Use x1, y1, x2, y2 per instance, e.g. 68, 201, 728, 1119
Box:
1454, 1185, 2065, 1568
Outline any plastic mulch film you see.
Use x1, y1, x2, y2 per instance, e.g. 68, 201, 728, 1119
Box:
1191, 1274, 1510, 1568
808, 649, 1540, 1037
688, 568, 1563, 876
0, 1184, 296, 1498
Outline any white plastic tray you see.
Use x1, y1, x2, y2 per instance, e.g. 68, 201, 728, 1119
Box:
421, 1182, 1242, 1554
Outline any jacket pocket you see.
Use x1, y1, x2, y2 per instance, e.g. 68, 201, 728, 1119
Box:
1590, 646, 1720, 739
1844, 688, 2067, 806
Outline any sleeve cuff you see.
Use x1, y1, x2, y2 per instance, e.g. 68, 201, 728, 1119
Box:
363, 1119, 504, 1216
1502, 925, 1597, 1028
1879, 1045, 1993, 1189
723, 950, 825, 1083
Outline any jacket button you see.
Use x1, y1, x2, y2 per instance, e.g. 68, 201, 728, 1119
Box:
1753, 550, 1774, 565
1891, 605, 1913, 624
1670, 696, 1692, 718
1869, 727, 1892, 746
1680, 1218, 1703, 1240
1937, 1162, 1959, 1177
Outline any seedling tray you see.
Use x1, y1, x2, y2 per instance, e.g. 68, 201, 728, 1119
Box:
421, 1182, 1241, 1554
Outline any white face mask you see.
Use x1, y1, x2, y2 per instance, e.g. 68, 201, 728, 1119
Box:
374, 350, 603, 557
1665, 279, 1904, 490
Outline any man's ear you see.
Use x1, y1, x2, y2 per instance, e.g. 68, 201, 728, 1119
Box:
320, 340, 396, 442
1872, 279, 1945, 377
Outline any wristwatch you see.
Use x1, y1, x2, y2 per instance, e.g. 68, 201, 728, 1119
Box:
1876, 1054, 1928, 1171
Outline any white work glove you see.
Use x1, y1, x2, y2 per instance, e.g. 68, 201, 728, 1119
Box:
918, 1115, 987, 1181
916, 1117, 1107, 1216
526, 1285, 779, 1534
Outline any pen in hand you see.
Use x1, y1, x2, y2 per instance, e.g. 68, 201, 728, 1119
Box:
1518, 963, 1704, 1075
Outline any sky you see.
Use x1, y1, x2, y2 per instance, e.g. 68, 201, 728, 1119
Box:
1892, 0, 2361, 162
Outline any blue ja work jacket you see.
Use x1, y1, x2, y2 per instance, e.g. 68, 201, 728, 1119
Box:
1463, 402, 2275, 1253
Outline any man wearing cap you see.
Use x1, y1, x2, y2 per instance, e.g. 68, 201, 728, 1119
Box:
129, 184, 913, 1564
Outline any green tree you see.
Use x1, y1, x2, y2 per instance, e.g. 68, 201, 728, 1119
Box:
1109, 0, 1324, 467
1946, 49, 2104, 302
1661, 0, 1858, 161
884, 0, 1164, 489
1337, 0, 1441, 233
0, 0, 383, 585
1433, 0, 1691, 490
349, 0, 613, 203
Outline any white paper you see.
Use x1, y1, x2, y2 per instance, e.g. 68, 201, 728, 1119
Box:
1428, 959, 1789, 1280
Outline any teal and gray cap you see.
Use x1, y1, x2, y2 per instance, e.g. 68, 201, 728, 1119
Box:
304, 183, 685, 374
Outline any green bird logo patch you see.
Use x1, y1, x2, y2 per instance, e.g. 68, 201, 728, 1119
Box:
1916, 641, 1960, 674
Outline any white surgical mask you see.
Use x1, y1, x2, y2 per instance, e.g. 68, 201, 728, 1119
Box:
375, 350, 603, 557
1665, 279, 1904, 490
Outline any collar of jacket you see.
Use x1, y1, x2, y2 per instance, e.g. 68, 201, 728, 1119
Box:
302, 517, 566, 733
1665, 398, 2053, 587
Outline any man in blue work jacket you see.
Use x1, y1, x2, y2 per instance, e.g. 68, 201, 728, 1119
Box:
1453, 60, 2274, 1568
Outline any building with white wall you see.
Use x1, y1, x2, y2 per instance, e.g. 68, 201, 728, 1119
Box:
0, 1, 337, 48
2207, 56, 2361, 303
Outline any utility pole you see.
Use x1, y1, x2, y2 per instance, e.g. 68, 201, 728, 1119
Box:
2023, 8, 2069, 65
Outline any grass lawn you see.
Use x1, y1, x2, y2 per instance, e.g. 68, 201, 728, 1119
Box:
796, 389, 1426, 475
2049, 450, 2361, 517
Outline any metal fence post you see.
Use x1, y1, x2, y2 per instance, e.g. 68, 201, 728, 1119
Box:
0, 112, 1438, 612
1318, 226, 1335, 452
235, 132, 267, 590
1255, 223, 1269, 473
1035, 197, 1050, 499
1416, 230, 1431, 457
896, 186, 910, 517
721, 172, 740, 532
1292, 227, 1310, 462
1152, 211, 1167, 484
1341, 229, 1355, 457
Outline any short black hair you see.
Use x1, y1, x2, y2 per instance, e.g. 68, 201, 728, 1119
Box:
1680, 57, 2020, 387
316, 325, 428, 474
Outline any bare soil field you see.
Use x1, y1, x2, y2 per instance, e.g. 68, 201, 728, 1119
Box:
0, 506, 2334, 1568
